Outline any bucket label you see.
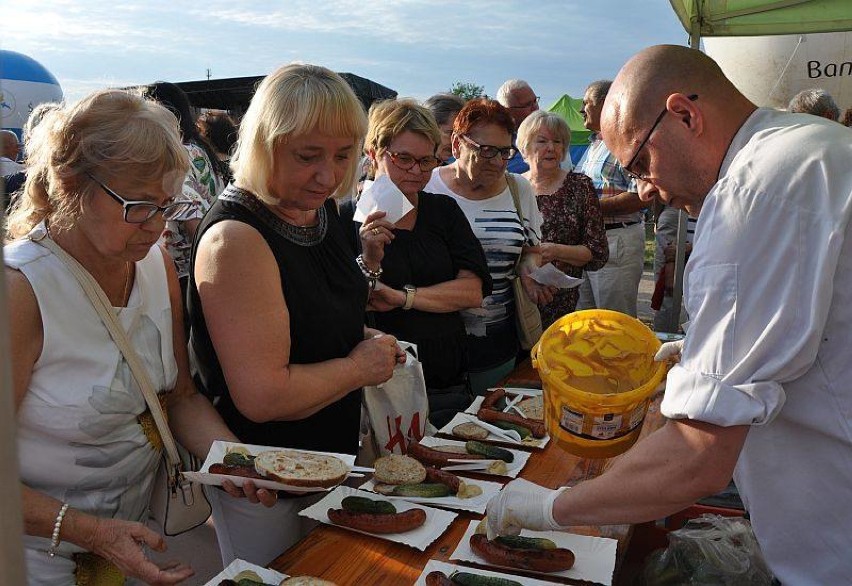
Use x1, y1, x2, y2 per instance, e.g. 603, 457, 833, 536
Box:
591, 413, 623, 440
559, 406, 585, 435
558, 400, 650, 442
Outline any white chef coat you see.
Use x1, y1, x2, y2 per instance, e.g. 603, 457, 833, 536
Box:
661, 108, 852, 585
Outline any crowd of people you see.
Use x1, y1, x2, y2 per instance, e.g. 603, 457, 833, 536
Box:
3, 47, 852, 584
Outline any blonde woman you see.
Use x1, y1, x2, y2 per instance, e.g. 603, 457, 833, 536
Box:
518, 110, 608, 326
5, 90, 273, 586
350, 99, 490, 427
187, 64, 404, 565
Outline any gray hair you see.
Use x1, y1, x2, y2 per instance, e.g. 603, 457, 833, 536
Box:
23, 102, 61, 146
497, 79, 532, 107
517, 110, 571, 162
585, 80, 613, 105
787, 88, 840, 121
423, 93, 465, 126
1, 129, 19, 157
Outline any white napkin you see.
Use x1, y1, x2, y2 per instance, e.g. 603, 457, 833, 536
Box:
353, 174, 414, 225
528, 263, 584, 289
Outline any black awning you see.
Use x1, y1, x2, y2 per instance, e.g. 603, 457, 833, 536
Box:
171, 72, 396, 115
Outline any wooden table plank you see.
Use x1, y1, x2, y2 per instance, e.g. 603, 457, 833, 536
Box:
269, 360, 668, 585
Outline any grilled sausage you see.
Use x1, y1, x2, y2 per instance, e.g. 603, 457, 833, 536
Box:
424, 467, 462, 493
424, 571, 455, 586
481, 387, 507, 410
208, 463, 265, 480
407, 441, 485, 468
477, 408, 547, 438
469, 534, 575, 573
327, 507, 426, 534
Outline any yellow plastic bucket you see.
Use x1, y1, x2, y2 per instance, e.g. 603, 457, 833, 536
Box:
532, 309, 667, 459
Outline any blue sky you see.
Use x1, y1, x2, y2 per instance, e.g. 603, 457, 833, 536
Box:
3, 1, 689, 108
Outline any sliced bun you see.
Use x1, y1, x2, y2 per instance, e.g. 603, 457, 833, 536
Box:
373, 454, 426, 485
254, 450, 348, 488
517, 396, 544, 421
453, 422, 489, 440
280, 577, 338, 585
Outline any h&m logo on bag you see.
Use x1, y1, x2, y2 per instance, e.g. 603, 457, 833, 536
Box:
384, 413, 424, 454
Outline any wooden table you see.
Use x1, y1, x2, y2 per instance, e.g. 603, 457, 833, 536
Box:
269, 360, 666, 585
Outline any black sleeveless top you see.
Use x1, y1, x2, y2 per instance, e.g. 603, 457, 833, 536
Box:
187, 186, 367, 455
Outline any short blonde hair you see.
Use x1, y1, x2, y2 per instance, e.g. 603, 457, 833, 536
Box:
6, 90, 188, 240
517, 110, 571, 162
231, 63, 367, 204
365, 98, 440, 155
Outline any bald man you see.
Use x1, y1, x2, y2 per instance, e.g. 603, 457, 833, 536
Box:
486, 45, 852, 585
1, 129, 24, 175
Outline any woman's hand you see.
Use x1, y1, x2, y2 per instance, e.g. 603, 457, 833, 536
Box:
367, 286, 405, 312
359, 211, 395, 268
536, 242, 563, 265
221, 479, 278, 507
81, 515, 194, 585
347, 333, 404, 387
521, 274, 557, 305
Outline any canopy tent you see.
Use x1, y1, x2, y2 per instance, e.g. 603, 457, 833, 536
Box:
660, 0, 852, 332
669, 0, 852, 39
547, 94, 592, 165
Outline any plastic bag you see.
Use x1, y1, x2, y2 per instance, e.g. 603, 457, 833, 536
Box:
362, 341, 431, 460
641, 514, 774, 585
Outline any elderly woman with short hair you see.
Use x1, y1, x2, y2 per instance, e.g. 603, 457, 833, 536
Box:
352, 98, 491, 427
187, 63, 404, 566
6, 89, 273, 585
518, 110, 608, 327
425, 98, 554, 395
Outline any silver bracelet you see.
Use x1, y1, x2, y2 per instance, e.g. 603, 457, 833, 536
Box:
47, 502, 70, 558
356, 254, 382, 280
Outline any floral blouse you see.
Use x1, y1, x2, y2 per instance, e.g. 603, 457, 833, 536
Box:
160, 142, 225, 279
536, 172, 608, 326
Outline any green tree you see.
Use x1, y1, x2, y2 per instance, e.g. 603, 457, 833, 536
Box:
450, 81, 486, 101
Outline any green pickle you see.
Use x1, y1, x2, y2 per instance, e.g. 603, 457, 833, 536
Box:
340, 495, 396, 514
450, 571, 523, 586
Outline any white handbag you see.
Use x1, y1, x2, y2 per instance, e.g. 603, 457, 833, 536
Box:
34, 232, 212, 536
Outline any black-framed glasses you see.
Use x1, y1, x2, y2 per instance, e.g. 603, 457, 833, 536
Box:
509, 96, 540, 111
459, 135, 516, 160
86, 172, 196, 223
385, 151, 440, 172
624, 94, 698, 182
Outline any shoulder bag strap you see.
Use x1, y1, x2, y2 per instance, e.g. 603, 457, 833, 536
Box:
32, 233, 182, 471
505, 173, 526, 275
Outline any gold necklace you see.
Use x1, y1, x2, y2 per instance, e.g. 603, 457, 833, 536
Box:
121, 263, 132, 306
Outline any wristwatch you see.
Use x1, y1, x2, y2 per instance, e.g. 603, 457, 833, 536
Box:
402, 284, 417, 310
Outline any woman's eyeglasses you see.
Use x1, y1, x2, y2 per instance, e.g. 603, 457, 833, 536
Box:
386, 151, 440, 172
460, 135, 516, 160
86, 172, 196, 223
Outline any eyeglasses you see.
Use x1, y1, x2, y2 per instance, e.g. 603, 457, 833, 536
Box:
87, 172, 196, 223
385, 151, 440, 172
624, 94, 698, 182
459, 135, 516, 160
508, 96, 540, 111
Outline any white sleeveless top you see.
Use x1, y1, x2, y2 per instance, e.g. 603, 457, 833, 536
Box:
5, 223, 177, 580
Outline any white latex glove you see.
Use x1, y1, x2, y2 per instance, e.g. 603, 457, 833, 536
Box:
654, 339, 684, 363
485, 478, 566, 539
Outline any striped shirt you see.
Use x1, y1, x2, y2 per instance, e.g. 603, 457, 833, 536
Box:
577, 134, 642, 224
425, 171, 542, 338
